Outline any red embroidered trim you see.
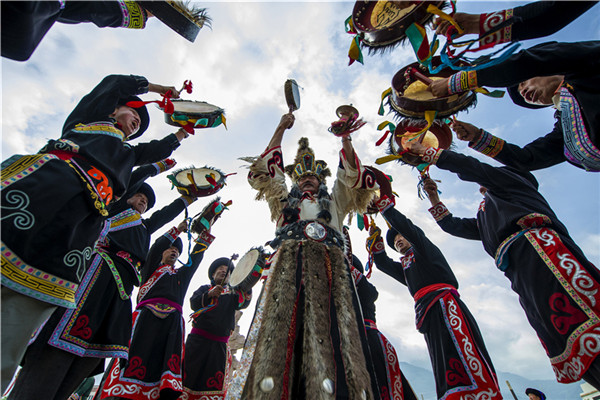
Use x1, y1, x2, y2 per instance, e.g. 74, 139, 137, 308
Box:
375, 195, 395, 213
440, 294, 502, 398
424, 147, 443, 164
428, 202, 450, 222
524, 227, 600, 383
281, 284, 301, 399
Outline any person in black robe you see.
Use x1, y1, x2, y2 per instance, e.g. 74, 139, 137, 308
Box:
181, 256, 252, 400
369, 192, 501, 399
8, 160, 197, 400
350, 255, 418, 400
434, 1, 597, 48
1, 1, 150, 61
407, 139, 600, 388
100, 199, 227, 400
0, 74, 188, 392
430, 41, 600, 172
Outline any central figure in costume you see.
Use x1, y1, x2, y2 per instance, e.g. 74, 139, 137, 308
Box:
237, 112, 380, 399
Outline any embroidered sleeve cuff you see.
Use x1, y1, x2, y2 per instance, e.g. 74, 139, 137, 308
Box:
130, 74, 149, 94
152, 158, 176, 174
479, 9, 513, 46
447, 71, 478, 94
372, 238, 385, 255
375, 195, 395, 213
421, 147, 443, 164
164, 226, 181, 242
195, 230, 215, 247
121, 1, 147, 29
428, 202, 451, 222
468, 130, 505, 158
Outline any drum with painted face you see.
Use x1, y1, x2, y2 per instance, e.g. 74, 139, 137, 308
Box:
229, 248, 266, 292
352, 0, 446, 50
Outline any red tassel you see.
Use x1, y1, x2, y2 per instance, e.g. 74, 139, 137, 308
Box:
183, 80, 193, 94
125, 100, 149, 108
362, 214, 369, 231
182, 123, 195, 135
375, 130, 390, 146
205, 175, 218, 188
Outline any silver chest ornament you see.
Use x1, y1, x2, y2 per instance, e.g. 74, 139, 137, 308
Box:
304, 221, 327, 241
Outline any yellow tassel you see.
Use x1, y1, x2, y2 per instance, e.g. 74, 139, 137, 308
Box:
375, 154, 403, 165
426, 4, 464, 35
406, 110, 436, 140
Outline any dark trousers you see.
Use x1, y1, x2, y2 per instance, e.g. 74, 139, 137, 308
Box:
8, 343, 101, 400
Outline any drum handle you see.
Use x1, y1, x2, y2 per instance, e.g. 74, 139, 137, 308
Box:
407, 67, 433, 85
219, 270, 230, 287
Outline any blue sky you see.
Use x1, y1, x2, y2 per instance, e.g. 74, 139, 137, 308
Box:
2, 0, 599, 393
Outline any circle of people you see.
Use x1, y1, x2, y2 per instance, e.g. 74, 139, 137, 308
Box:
1, 2, 598, 400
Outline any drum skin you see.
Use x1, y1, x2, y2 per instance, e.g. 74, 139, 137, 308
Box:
390, 56, 476, 119
284, 79, 301, 111
389, 120, 452, 166
229, 249, 265, 292
170, 167, 225, 198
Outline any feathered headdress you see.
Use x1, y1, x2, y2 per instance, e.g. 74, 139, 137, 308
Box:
284, 137, 331, 184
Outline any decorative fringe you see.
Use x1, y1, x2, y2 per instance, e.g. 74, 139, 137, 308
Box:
342, 187, 378, 217
329, 245, 374, 399
242, 241, 299, 400
241, 156, 289, 222
302, 242, 337, 400
170, 0, 212, 29
385, 93, 478, 123
242, 240, 373, 399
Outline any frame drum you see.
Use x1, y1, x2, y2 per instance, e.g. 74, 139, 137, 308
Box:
229, 248, 265, 292
168, 167, 225, 198
165, 100, 225, 129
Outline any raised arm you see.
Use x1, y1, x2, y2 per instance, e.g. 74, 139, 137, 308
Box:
374, 197, 435, 254
452, 120, 566, 171
176, 230, 214, 294
405, 141, 536, 194
423, 178, 481, 241
372, 251, 407, 286
366, 225, 407, 286
266, 112, 295, 151
430, 41, 600, 97
58, 1, 149, 29
245, 114, 293, 222
142, 225, 182, 282
144, 196, 196, 235
434, 2, 596, 43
